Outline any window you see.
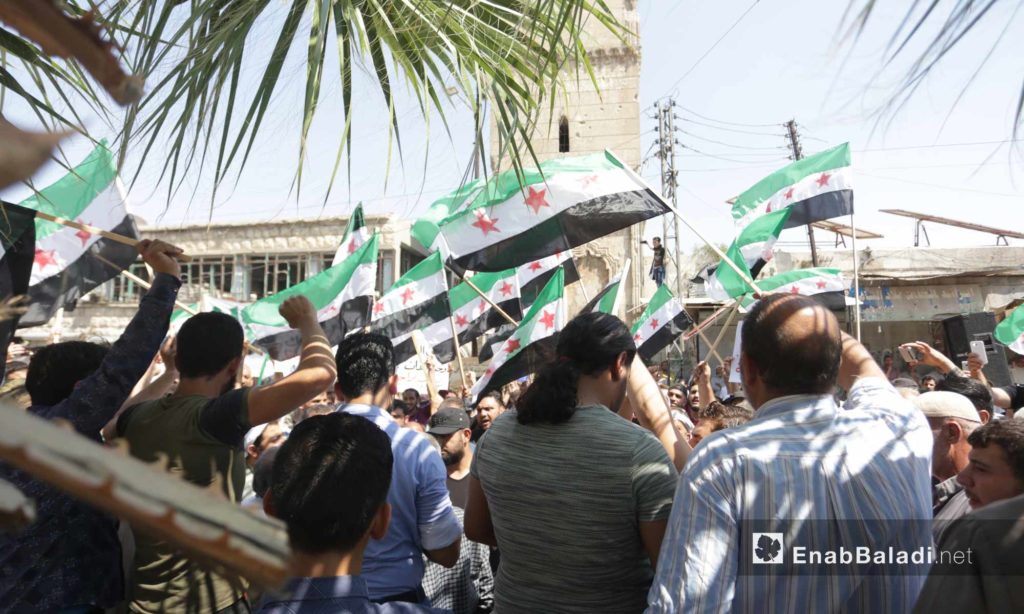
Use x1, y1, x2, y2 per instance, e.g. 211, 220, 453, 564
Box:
558, 115, 570, 153
248, 254, 311, 300
106, 263, 152, 303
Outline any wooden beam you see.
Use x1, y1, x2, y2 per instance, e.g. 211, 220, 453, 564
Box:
880, 209, 1024, 240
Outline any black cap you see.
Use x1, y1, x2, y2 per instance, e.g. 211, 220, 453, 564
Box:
427, 406, 472, 435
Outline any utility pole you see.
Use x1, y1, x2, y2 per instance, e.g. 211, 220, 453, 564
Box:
785, 119, 818, 266
654, 98, 684, 298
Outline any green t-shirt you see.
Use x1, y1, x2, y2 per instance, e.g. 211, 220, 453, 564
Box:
471, 405, 678, 613
117, 389, 251, 613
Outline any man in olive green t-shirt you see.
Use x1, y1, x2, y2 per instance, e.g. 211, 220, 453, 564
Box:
115, 296, 335, 613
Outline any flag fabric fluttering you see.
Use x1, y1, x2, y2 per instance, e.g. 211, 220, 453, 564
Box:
478, 324, 516, 363
370, 251, 454, 366
995, 304, 1024, 355
731, 142, 853, 229
703, 208, 792, 301
471, 267, 566, 401
580, 263, 626, 315
331, 203, 370, 266
630, 284, 694, 362
0, 203, 37, 381
243, 235, 379, 360
169, 304, 196, 335
412, 151, 669, 272
450, 269, 522, 347
518, 252, 580, 308
17, 142, 140, 327
737, 268, 849, 309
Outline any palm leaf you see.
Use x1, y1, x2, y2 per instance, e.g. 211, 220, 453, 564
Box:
843, 0, 1023, 136
106, 0, 625, 208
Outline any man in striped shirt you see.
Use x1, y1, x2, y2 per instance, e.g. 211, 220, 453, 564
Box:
648, 294, 933, 613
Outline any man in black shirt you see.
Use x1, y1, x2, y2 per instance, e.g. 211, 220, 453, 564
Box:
648, 236, 666, 287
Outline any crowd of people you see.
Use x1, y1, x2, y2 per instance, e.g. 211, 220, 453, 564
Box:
1, 239, 1024, 613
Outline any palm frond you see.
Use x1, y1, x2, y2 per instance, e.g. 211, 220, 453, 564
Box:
843, 0, 1023, 136
103, 0, 625, 207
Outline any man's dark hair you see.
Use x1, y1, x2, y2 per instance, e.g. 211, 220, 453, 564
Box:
269, 413, 393, 553
403, 388, 420, 398
967, 420, 1024, 486
390, 399, 410, 416
474, 390, 504, 410
741, 294, 842, 395
334, 333, 394, 398
175, 313, 244, 378
517, 312, 636, 425
936, 373, 992, 413
26, 341, 109, 406
922, 375, 937, 383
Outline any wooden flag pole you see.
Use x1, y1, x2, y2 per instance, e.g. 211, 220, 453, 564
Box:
703, 302, 740, 365
95, 254, 265, 356
31, 210, 193, 262
449, 268, 519, 327
448, 316, 470, 390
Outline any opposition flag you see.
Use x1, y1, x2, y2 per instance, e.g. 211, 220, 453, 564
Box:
0, 203, 37, 382
18, 142, 140, 327
472, 267, 566, 401
412, 151, 669, 272
630, 284, 694, 362
518, 252, 580, 308
478, 324, 515, 362
331, 203, 370, 266
703, 208, 791, 301
370, 251, 454, 366
450, 269, 522, 347
580, 261, 627, 315
731, 142, 853, 229
243, 235, 379, 360
737, 268, 849, 309
995, 304, 1024, 355
200, 295, 247, 320
169, 304, 196, 334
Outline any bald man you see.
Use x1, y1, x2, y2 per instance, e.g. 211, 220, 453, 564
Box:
648, 294, 934, 613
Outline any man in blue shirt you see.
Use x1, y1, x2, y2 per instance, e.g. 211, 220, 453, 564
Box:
0, 239, 183, 611
334, 333, 462, 603
259, 412, 445, 614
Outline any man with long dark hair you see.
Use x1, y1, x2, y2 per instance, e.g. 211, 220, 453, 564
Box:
465, 312, 682, 612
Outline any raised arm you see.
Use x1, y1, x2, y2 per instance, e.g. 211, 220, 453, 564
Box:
246, 296, 336, 426
838, 332, 888, 391
693, 361, 715, 409
627, 355, 690, 472
101, 336, 179, 442
50, 240, 182, 439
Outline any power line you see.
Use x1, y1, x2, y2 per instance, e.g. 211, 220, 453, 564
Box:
677, 127, 788, 151
661, 0, 762, 97
675, 114, 785, 137
859, 172, 1023, 198
676, 104, 782, 129
853, 140, 1015, 153
680, 145, 790, 163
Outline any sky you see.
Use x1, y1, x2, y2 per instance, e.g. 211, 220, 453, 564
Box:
2, 0, 1022, 255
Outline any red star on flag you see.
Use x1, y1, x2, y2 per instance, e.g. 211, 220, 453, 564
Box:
472, 210, 500, 235
765, 201, 773, 213
485, 367, 494, 377
373, 301, 385, 315
816, 172, 831, 187
634, 333, 642, 342
579, 174, 599, 189
400, 287, 416, 305
455, 314, 469, 328
524, 187, 549, 214
498, 281, 514, 297
790, 286, 801, 294
528, 261, 543, 272
347, 239, 358, 255
479, 300, 488, 313
815, 280, 828, 289
74, 226, 92, 246
539, 310, 556, 330
504, 338, 521, 353
649, 318, 659, 330
784, 187, 795, 200
34, 248, 57, 269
